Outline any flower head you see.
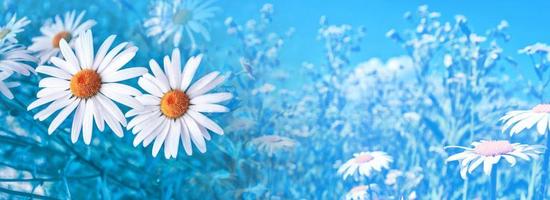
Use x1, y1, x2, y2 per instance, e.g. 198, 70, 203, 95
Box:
249, 135, 297, 157
0, 14, 30, 45
446, 140, 544, 179
500, 104, 550, 136
127, 48, 232, 158
144, 0, 219, 47
29, 11, 96, 64
0, 44, 36, 99
337, 151, 393, 180
28, 30, 147, 145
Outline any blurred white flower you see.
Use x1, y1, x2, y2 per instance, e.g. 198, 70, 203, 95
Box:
0, 14, 30, 45
344, 185, 374, 200
252, 83, 276, 95
144, 0, 219, 47
250, 135, 296, 157
0, 44, 36, 98
443, 54, 453, 67
29, 10, 96, 64
338, 151, 393, 180
501, 104, 550, 135
446, 140, 543, 179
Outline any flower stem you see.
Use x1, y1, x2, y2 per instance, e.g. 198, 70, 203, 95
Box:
490, 166, 497, 200
366, 177, 373, 200
538, 134, 550, 199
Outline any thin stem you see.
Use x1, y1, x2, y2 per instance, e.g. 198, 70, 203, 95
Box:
490, 165, 497, 200
538, 134, 550, 199
366, 177, 373, 200
0, 186, 59, 200
462, 177, 468, 200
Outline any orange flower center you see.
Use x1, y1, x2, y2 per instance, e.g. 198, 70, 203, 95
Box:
70, 69, 102, 99
474, 140, 514, 156
52, 31, 72, 48
355, 154, 374, 163
160, 90, 190, 119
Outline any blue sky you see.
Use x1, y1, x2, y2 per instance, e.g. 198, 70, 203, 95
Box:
219, 0, 550, 75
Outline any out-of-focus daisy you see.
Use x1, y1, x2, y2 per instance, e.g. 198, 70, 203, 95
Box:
344, 185, 378, 200
500, 104, 550, 135
337, 151, 393, 180
0, 14, 30, 45
249, 135, 296, 157
28, 30, 147, 145
29, 11, 96, 64
0, 72, 19, 99
0, 44, 36, 99
144, 0, 219, 47
445, 140, 544, 179
127, 48, 232, 158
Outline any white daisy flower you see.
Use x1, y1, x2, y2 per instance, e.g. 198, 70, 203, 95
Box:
28, 30, 147, 145
127, 48, 232, 159
445, 140, 544, 179
337, 151, 393, 180
0, 44, 36, 99
249, 135, 297, 157
144, 0, 219, 47
0, 71, 20, 99
0, 14, 30, 45
28, 10, 96, 64
344, 185, 374, 200
501, 104, 550, 135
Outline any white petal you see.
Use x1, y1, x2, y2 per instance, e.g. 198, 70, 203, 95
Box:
180, 54, 203, 91
183, 115, 207, 153
48, 99, 80, 134
101, 67, 147, 83
190, 92, 233, 104
82, 100, 94, 145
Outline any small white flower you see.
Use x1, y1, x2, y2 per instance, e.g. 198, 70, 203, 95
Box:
249, 135, 296, 157
28, 30, 147, 145
446, 140, 544, 179
0, 14, 30, 45
337, 151, 393, 180
0, 44, 36, 99
127, 48, 232, 158
144, 0, 219, 47
345, 185, 371, 200
501, 104, 550, 135
443, 54, 453, 68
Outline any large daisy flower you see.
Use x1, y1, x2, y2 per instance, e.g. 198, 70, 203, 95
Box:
127, 48, 232, 159
445, 140, 544, 179
337, 151, 393, 180
0, 44, 36, 99
144, 0, 219, 47
28, 11, 96, 64
0, 14, 30, 45
28, 30, 147, 145
501, 104, 550, 135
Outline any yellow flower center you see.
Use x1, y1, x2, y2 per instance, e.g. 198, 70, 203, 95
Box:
70, 69, 102, 99
0, 28, 11, 40
160, 90, 190, 119
52, 31, 72, 48
173, 9, 193, 25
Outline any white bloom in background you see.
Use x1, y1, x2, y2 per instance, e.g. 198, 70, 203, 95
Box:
0, 14, 30, 45
29, 11, 96, 64
443, 54, 453, 67
0, 44, 36, 99
251, 83, 275, 95
337, 151, 393, 180
144, 0, 219, 47
127, 49, 232, 158
344, 185, 370, 200
446, 140, 544, 179
500, 104, 550, 135
249, 135, 296, 157
28, 30, 147, 145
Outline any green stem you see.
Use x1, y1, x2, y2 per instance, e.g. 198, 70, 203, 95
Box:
537, 134, 550, 199
490, 166, 497, 200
